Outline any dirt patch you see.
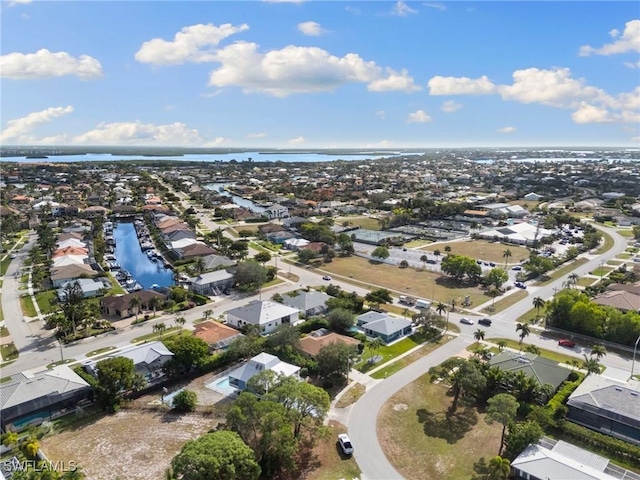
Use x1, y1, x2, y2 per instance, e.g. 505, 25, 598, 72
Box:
393, 403, 408, 411
41, 409, 221, 480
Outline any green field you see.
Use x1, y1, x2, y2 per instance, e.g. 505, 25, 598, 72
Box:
19, 294, 37, 317
536, 258, 589, 286
35, 290, 58, 315
420, 239, 530, 264
481, 289, 528, 314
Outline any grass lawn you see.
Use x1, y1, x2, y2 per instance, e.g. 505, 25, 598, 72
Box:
0, 256, 11, 276
106, 273, 126, 295
591, 266, 613, 277
606, 260, 624, 266
371, 335, 453, 379
263, 278, 284, 288
20, 294, 37, 317
1, 342, 19, 361
46, 359, 77, 369
335, 383, 366, 408
618, 253, 632, 259
335, 216, 381, 230
404, 239, 432, 248
617, 229, 634, 237
320, 256, 486, 307
576, 277, 597, 287
306, 421, 361, 480
87, 346, 117, 357
486, 338, 582, 365
515, 307, 543, 325
130, 327, 183, 344
481, 289, 528, 314
378, 378, 501, 480
0, 326, 9, 337
35, 290, 58, 315
419, 239, 530, 264
595, 231, 614, 254
536, 258, 589, 286
355, 333, 429, 373
0, 298, 3, 322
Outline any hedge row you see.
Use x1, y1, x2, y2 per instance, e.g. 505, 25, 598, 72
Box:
559, 421, 640, 466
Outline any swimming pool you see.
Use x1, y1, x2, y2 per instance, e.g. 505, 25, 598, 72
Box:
205, 376, 240, 397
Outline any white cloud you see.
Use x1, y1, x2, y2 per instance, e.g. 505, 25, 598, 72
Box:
345, 6, 361, 15
428, 75, 496, 95
376, 110, 386, 120
203, 137, 229, 146
72, 121, 204, 145
423, 3, 446, 11
624, 60, 640, 68
367, 69, 421, 93
288, 136, 305, 145
297, 21, 327, 36
392, 1, 417, 17
441, 100, 462, 113
135, 23, 249, 65
360, 140, 394, 148
407, 110, 432, 123
200, 90, 225, 98
0, 106, 73, 143
208, 42, 415, 96
247, 132, 267, 138
497, 126, 516, 134
8, 0, 33, 5
0, 49, 102, 80
579, 19, 640, 56
571, 102, 614, 124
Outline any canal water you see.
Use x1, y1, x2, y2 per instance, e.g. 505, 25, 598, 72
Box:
203, 182, 266, 213
113, 222, 174, 289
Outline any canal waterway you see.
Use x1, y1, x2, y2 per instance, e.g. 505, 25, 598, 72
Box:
203, 182, 266, 213
113, 222, 174, 289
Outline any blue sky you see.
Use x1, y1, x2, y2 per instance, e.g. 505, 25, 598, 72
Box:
1, 1, 639, 148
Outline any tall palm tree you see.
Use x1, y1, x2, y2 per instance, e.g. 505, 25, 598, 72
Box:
203, 309, 213, 322
497, 340, 507, 352
175, 316, 186, 331
532, 296, 546, 320
369, 337, 383, 362
473, 328, 485, 346
502, 248, 512, 268
420, 254, 428, 269
582, 354, 601, 376
590, 344, 607, 361
568, 272, 580, 289
148, 296, 161, 318
194, 257, 206, 274
487, 456, 511, 480
129, 295, 142, 321
436, 302, 448, 333
516, 322, 530, 350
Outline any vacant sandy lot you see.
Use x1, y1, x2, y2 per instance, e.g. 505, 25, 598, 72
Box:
41, 409, 221, 480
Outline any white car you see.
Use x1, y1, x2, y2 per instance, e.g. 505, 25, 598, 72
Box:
322, 275, 332, 281
460, 317, 474, 325
338, 433, 354, 455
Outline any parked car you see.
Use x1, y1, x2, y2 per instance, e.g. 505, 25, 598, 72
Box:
514, 281, 527, 289
476, 259, 483, 264
338, 433, 354, 455
511, 265, 522, 271
478, 318, 492, 326
322, 275, 332, 281
460, 317, 474, 325
558, 339, 576, 348
489, 262, 496, 267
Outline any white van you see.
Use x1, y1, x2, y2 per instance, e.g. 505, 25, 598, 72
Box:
415, 299, 431, 309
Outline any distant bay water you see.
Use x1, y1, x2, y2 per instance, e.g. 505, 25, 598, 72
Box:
4, 151, 412, 163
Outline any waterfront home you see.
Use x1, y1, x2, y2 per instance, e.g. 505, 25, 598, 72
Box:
0, 365, 93, 432
100, 290, 166, 319
265, 203, 290, 219
50, 264, 98, 288
228, 353, 300, 390
57, 278, 108, 300
189, 270, 235, 296
226, 300, 300, 335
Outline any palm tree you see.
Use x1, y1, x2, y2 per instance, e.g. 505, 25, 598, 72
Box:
129, 295, 142, 321
175, 316, 186, 331
487, 456, 511, 480
473, 328, 485, 346
515, 322, 530, 350
532, 296, 546, 320
502, 248, 512, 268
582, 354, 601, 376
194, 257, 206, 274
590, 344, 607, 361
368, 337, 383, 363
436, 302, 448, 334
568, 272, 579, 289
420, 254, 428, 269
524, 344, 541, 355
153, 322, 167, 340
203, 309, 213, 322
444, 245, 452, 255
497, 340, 507, 352
148, 296, 161, 318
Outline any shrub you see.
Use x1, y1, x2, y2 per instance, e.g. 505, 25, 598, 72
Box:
296, 317, 329, 334
560, 421, 640, 466
172, 389, 198, 412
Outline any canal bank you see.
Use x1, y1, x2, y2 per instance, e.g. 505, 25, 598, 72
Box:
203, 183, 266, 213
112, 222, 174, 290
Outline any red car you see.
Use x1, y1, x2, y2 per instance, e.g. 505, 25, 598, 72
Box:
558, 339, 576, 348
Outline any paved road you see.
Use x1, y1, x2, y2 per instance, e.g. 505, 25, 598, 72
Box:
347, 223, 632, 480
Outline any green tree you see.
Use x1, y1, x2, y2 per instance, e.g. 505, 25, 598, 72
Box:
265, 324, 300, 355
172, 389, 198, 412
1, 431, 18, 448
254, 251, 272, 265
164, 335, 210, 375
430, 358, 486, 414
515, 323, 530, 350
148, 296, 162, 317
485, 394, 519, 455
327, 307, 356, 334
364, 288, 393, 310
371, 245, 390, 261
503, 420, 543, 459
234, 259, 268, 292
441, 254, 482, 283
485, 268, 509, 290
129, 295, 142, 321
297, 248, 317, 264
420, 254, 428, 269
582, 354, 601, 376
502, 249, 512, 268
203, 309, 213, 322
532, 296, 546, 320
317, 341, 355, 381
368, 336, 384, 362
95, 357, 138, 411
175, 316, 186, 330
153, 322, 167, 339
436, 302, 449, 333
171, 430, 260, 480
474, 329, 486, 347
487, 456, 511, 480
590, 344, 607, 361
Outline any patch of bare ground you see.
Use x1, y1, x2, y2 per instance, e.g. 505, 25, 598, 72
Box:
41, 409, 221, 480
306, 420, 361, 480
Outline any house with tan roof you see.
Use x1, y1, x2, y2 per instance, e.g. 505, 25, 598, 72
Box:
298, 328, 360, 357
593, 289, 640, 313
193, 321, 244, 351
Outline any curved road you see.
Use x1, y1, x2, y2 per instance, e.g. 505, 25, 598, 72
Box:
347, 224, 631, 480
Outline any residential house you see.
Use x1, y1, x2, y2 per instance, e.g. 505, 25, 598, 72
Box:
228, 353, 300, 390
265, 203, 289, 219
283, 238, 310, 250
193, 321, 244, 351
56, 238, 86, 249
52, 255, 88, 268
592, 289, 640, 313
356, 311, 413, 344
100, 290, 165, 318
281, 290, 331, 317
57, 278, 108, 300
298, 328, 360, 358
189, 270, 235, 296
0, 365, 93, 432
566, 375, 640, 445
181, 242, 217, 259
83, 205, 108, 217
265, 230, 297, 244
511, 437, 640, 480
50, 264, 98, 288
202, 254, 236, 271
226, 300, 300, 335
523, 192, 543, 201
488, 351, 571, 395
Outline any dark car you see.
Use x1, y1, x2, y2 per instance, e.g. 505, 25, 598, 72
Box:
514, 281, 527, 289
558, 339, 576, 348
489, 262, 496, 267
478, 318, 492, 326
511, 266, 522, 271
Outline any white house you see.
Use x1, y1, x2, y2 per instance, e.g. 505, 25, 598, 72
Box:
524, 192, 543, 201
228, 352, 300, 390
226, 300, 300, 334
265, 203, 289, 219
189, 270, 235, 296
57, 278, 108, 300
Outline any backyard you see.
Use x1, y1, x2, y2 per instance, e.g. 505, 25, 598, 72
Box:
378, 376, 501, 480
319, 255, 486, 307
